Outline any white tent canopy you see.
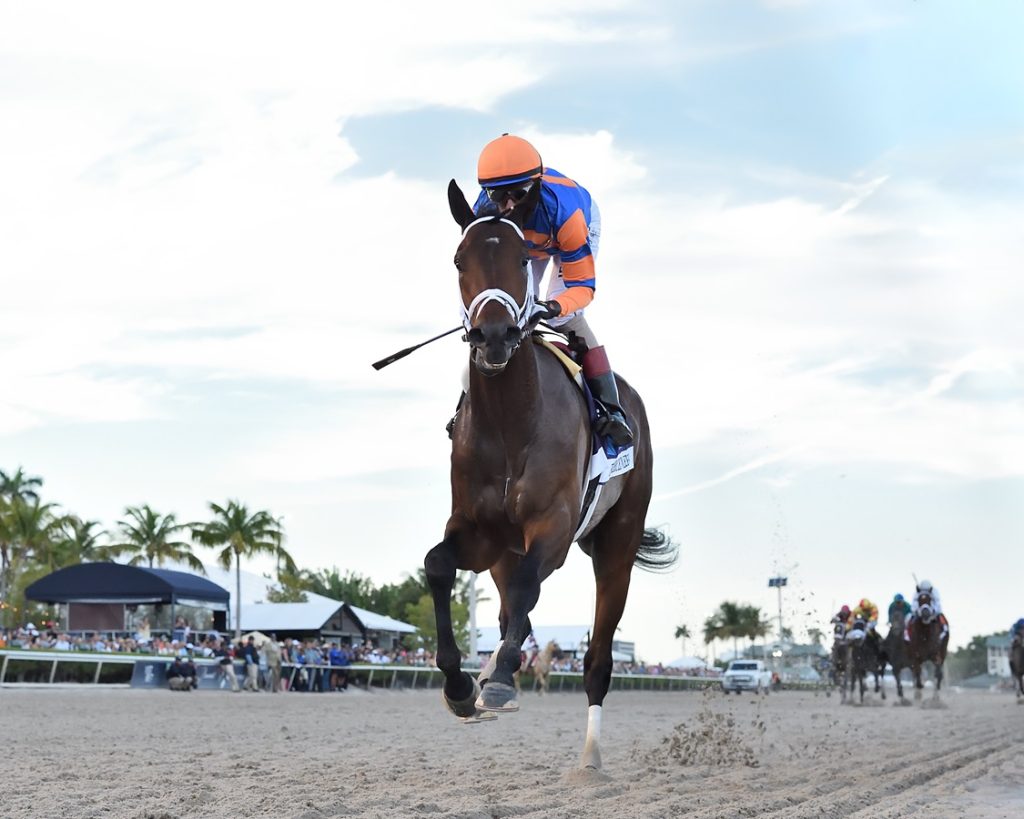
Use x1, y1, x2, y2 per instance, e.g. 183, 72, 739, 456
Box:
665, 655, 710, 669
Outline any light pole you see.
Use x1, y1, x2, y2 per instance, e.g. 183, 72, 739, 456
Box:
768, 576, 787, 642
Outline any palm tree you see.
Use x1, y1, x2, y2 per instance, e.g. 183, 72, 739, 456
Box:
109, 505, 202, 571
191, 501, 288, 639
0, 468, 44, 611
739, 604, 772, 658
0, 467, 43, 503
703, 613, 726, 664
60, 516, 109, 563
0, 499, 65, 627
807, 627, 824, 646
708, 601, 746, 660
674, 623, 692, 657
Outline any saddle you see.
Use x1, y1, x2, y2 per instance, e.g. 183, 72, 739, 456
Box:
535, 334, 632, 457
533, 335, 635, 539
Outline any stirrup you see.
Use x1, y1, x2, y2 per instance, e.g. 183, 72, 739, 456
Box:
599, 411, 634, 448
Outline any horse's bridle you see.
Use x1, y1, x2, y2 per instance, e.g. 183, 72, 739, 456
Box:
458, 216, 536, 347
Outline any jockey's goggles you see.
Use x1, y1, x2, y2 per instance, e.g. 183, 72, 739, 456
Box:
485, 180, 535, 204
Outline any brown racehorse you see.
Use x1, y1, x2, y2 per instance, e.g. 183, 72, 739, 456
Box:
830, 620, 849, 702
907, 592, 949, 702
884, 607, 911, 704
533, 640, 560, 695
425, 180, 676, 771
1010, 636, 1024, 701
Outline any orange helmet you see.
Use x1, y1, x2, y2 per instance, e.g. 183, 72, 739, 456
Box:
477, 134, 543, 188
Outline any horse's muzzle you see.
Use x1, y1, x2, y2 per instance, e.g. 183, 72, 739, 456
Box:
467, 324, 522, 375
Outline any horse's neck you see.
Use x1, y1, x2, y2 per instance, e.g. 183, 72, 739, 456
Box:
468, 342, 543, 434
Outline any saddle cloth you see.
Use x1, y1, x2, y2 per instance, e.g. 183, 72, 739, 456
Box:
533, 337, 635, 540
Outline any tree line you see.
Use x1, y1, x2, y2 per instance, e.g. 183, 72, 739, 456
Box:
0, 467, 472, 650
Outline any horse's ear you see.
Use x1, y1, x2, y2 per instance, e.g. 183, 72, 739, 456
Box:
448, 179, 476, 230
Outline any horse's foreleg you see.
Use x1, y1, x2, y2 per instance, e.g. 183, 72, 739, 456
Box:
912, 662, 923, 701
476, 552, 544, 712
424, 533, 477, 717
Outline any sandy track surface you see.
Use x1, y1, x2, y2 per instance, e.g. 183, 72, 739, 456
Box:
2, 685, 1021, 818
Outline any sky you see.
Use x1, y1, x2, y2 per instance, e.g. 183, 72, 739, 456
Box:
2, 0, 1022, 664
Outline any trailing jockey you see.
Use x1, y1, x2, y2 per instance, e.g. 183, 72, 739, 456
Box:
847, 598, 880, 648
831, 605, 851, 637
447, 134, 634, 449
888, 593, 911, 625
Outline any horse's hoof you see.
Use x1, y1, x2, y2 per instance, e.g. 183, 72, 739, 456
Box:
476, 681, 520, 712
460, 710, 498, 724
443, 674, 481, 719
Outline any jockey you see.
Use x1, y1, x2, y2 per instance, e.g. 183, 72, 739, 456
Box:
831, 605, 851, 634
887, 593, 911, 624
849, 598, 881, 647
848, 598, 879, 633
524, 632, 540, 668
910, 579, 943, 617
1010, 618, 1024, 645
469, 134, 633, 448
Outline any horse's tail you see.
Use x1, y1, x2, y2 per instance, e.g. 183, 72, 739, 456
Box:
634, 526, 678, 572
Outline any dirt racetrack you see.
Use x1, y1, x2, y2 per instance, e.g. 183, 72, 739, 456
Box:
2, 684, 1021, 818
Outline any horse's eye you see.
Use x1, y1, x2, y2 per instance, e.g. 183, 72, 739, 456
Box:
521, 257, 530, 268
454, 255, 463, 270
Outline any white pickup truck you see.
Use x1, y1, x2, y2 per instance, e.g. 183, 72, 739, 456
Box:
721, 659, 772, 694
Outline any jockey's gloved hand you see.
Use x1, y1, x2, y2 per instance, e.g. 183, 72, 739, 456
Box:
531, 300, 562, 322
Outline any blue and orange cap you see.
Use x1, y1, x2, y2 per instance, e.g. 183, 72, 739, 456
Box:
477, 134, 544, 188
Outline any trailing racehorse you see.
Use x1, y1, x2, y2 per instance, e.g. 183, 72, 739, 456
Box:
533, 640, 561, 695
830, 620, 849, 702
424, 181, 676, 771
1010, 636, 1024, 702
906, 592, 949, 702
885, 607, 911, 704
846, 617, 871, 705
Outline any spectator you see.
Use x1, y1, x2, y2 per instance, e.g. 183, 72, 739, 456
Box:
292, 641, 308, 691
213, 640, 240, 692
182, 654, 198, 689
263, 635, 283, 693
304, 642, 325, 692
166, 656, 195, 691
328, 642, 350, 692
240, 636, 261, 692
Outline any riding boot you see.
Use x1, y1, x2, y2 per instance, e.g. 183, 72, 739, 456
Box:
445, 391, 465, 439
582, 347, 634, 448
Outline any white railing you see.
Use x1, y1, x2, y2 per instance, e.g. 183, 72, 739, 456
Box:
0, 649, 138, 685
4, 650, 818, 692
